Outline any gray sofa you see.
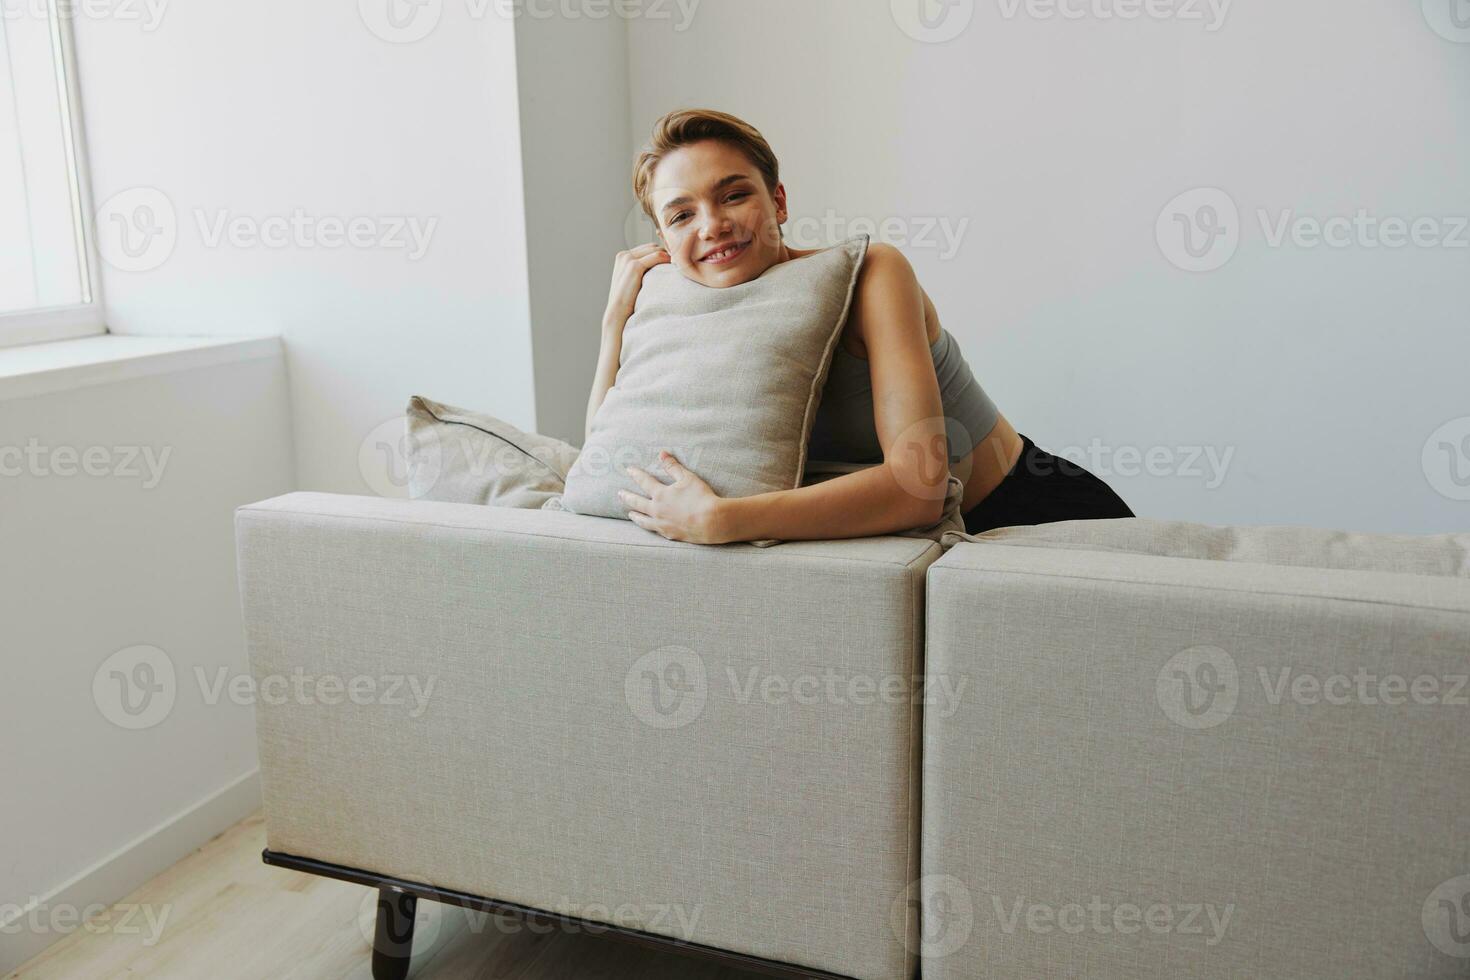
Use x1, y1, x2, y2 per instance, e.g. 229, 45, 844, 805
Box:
235, 493, 1470, 979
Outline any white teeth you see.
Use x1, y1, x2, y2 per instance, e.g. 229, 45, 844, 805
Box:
705, 242, 744, 261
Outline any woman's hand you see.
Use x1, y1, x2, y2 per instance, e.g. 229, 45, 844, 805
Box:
620, 451, 731, 544
604, 241, 671, 329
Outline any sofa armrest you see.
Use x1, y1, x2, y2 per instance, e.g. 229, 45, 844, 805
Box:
236, 492, 940, 980
922, 542, 1470, 979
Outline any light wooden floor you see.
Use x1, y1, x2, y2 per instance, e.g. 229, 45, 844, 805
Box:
9, 811, 769, 979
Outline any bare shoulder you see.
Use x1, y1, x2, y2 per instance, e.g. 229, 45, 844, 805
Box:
845, 243, 940, 358
857, 241, 913, 281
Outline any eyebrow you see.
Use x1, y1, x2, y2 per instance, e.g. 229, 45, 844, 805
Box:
657, 174, 754, 217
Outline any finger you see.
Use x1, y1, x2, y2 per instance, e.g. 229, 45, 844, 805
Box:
618, 489, 652, 516
627, 511, 665, 536
624, 465, 668, 495
657, 450, 690, 481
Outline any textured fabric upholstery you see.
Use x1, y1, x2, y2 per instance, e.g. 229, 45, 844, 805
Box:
921, 540, 1470, 978
941, 516, 1470, 577
236, 492, 939, 980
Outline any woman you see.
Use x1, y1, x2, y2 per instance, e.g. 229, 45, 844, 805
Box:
591, 108, 1133, 545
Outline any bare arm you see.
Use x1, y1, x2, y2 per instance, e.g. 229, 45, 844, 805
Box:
715, 244, 950, 542
585, 315, 624, 446
586, 243, 671, 445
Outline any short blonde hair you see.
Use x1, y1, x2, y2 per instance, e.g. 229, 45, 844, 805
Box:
633, 108, 781, 229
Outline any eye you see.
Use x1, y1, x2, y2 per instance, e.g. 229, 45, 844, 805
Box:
670, 211, 690, 224
727, 192, 748, 203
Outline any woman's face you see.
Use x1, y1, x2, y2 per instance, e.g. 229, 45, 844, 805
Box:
647, 139, 788, 288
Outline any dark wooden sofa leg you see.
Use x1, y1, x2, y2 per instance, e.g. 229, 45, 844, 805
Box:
372, 886, 417, 980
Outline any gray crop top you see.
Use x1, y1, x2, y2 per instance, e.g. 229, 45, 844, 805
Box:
807, 326, 1000, 464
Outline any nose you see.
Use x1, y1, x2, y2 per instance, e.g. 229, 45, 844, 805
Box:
698, 204, 733, 240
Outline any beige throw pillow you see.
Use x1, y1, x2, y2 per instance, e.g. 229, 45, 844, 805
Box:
561, 234, 871, 545
405, 395, 579, 509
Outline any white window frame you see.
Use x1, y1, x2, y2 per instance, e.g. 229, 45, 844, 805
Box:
0, 1, 105, 350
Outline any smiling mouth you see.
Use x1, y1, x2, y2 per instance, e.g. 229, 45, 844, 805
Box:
700, 240, 750, 265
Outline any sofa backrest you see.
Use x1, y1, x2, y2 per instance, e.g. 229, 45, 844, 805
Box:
942, 517, 1470, 578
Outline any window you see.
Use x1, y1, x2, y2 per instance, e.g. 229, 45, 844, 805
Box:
0, 0, 103, 348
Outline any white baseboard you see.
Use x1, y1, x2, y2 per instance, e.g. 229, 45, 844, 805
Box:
1, 768, 262, 974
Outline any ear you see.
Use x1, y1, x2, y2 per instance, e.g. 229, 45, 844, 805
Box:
773, 181, 788, 224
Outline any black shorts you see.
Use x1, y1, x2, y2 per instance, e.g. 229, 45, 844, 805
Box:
961, 433, 1135, 535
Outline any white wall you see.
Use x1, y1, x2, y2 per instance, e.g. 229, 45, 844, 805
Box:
514, 10, 633, 445
628, 1, 1470, 533
72, 2, 539, 494
0, 348, 295, 972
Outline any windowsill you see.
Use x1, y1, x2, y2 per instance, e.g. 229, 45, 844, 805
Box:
0, 333, 283, 402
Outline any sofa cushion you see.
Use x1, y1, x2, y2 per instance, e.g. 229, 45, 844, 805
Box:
405, 395, 579, 509
941, 517, 1470, 578
560, 235, 870, 544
